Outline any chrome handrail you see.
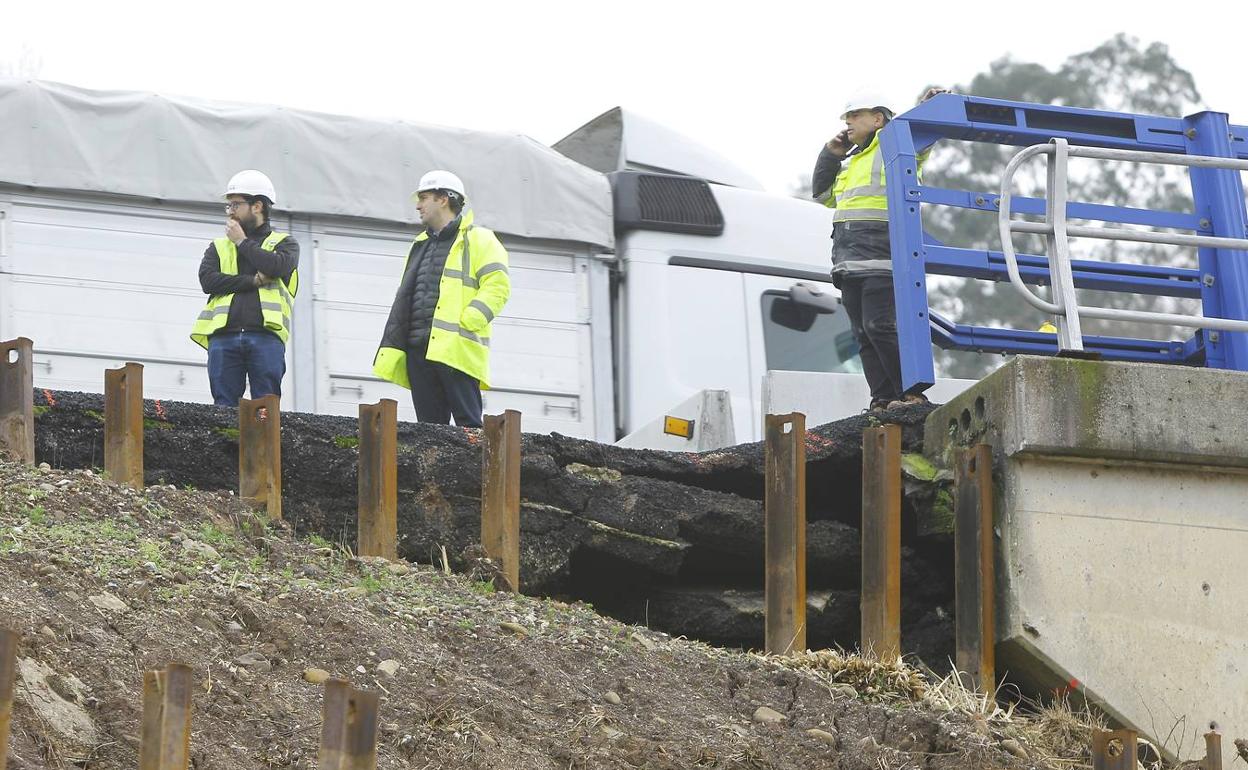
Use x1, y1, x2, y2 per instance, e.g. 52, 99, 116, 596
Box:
997, 139, 1248, 351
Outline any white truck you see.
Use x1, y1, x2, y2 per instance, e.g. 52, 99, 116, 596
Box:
0, 80, 969, 447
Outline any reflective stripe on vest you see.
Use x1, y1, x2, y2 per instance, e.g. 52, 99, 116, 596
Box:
190, 231, 298, 349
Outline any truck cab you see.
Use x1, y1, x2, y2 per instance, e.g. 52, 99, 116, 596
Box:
611, 176, 861, 442
557, 108, 866, 443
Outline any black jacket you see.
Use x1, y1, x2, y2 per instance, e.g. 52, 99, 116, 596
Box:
198, 222, 300, 336
812, 145, 844, 202
392, 218, 461, 349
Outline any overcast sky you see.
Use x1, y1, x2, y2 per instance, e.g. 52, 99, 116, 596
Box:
5, 1, 1245, 194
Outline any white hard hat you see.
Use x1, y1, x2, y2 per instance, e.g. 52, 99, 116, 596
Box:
412, 170, 466, 201
223, 170, 277, 205
840, 89, 894, 121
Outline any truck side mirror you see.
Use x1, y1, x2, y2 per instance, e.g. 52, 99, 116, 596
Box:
788, 282, 839, 314
770, 296, 819, 332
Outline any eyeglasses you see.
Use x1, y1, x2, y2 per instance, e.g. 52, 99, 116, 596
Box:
225, 201, 250, 212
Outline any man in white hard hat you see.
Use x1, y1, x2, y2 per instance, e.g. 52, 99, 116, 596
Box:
373, 170, 511, 427
812, 86, 946, 411
191, 170, 300, 406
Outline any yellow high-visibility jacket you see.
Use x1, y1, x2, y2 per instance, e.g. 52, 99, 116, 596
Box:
373, 210, 510, 388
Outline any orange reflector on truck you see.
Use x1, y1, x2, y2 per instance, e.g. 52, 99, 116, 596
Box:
664, 416, 695, 439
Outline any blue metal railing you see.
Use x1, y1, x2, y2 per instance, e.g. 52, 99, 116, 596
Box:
880, 94, 1248, 391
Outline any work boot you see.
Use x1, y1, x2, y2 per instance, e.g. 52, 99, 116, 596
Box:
887, 393, 929, 410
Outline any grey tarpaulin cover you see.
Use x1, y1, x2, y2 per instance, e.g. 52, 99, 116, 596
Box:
0, 79, 614, 248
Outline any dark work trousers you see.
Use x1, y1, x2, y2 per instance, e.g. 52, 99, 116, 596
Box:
404, 341, 484, 428
840, 274, 906, 404
206, 330, 286, 407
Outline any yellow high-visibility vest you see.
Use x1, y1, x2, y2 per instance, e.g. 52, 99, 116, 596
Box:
190, 231, 298, 349
825, 132, 931, 222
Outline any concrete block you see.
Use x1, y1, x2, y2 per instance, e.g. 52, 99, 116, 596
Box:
925, 355, 1248, 467
923, 356, 1248, 766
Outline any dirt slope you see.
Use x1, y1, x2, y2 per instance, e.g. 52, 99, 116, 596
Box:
0, 459, 1048, 769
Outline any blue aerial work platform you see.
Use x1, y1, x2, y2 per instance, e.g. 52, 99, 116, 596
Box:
881, 94, 1248, 392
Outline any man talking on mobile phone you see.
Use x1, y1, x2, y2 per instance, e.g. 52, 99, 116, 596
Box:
812, 86, 947, 412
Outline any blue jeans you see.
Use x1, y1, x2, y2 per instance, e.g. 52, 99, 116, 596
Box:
207, 330, 286, 406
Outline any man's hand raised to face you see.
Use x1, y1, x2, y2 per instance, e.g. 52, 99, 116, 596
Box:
826, 129, 852, 158
225, 218, 246, 246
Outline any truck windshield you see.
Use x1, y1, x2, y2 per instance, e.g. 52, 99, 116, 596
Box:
761, 291, 863, 374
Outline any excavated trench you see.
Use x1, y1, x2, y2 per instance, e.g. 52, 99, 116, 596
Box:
30, 389, 954, 667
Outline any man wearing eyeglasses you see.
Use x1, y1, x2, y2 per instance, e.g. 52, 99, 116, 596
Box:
191, 170, 300, 407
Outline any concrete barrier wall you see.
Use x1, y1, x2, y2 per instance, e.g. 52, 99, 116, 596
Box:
926, 356, 1248, 766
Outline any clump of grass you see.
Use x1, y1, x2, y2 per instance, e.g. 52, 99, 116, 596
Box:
138, 539, 164, 567
333, 435, 359, 450
198, 522, 232, 545
924, 668, 1016, 721
1016, 696, 1106, 769
769, 648, 928, 702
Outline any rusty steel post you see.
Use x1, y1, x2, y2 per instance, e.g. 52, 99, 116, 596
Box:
320, 679, 351, 770
321, 680, 379, 769
139, 664, 193, 770
239, 394, 282, 520
0, 338, 34, 464
954, 444, 995, 691
346, 688, 380, 769
1092, 729, 1139, 770
1203, 732, 1223, 770
157, 664, 193, 770
138, 670, 165, 770
481, 410, 521, 593
861, 424, 902, 662
764, 412, 807, 655
357, 400, 398, 559
104, 362, 144, 488
0, 629, 17, 770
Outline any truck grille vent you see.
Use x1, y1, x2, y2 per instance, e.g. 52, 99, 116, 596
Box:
611, 171, 725, 236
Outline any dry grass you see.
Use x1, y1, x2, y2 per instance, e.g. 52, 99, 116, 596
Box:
1015, 696, 1107, 769
766, 650, 1137, 769
923, 668, 1016, 723
767, 649, 928, 702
